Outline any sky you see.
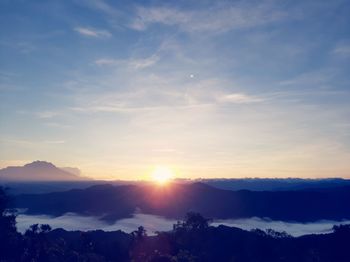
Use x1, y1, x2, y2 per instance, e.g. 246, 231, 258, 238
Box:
0, 0, 350, 180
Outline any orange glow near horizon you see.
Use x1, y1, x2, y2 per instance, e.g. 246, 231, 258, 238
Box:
151, 166, 175, 185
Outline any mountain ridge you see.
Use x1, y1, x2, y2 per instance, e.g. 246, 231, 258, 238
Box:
14, 182, 350, 223
0, 161, 86, 181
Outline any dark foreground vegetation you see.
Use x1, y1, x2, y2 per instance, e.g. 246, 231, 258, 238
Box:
1, 187, 350, 262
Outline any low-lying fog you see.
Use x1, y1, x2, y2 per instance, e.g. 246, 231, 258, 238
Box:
16, 213, 350, 237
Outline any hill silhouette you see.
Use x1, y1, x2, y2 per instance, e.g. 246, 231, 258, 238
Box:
201, 178, 350, 191
2, 186, 350, 261
14, 182, 350, 222
0, 161, 86, 181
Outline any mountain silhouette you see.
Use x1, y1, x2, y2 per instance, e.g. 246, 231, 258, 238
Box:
14, 182, 350, 222
3, 185, 350, 262
201, 178, 350, 191
0, 161, 86, 181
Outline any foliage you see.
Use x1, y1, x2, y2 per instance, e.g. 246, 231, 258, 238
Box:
0, 186, 22, 261
173, 212, 211, 232
1, 187, 350, 261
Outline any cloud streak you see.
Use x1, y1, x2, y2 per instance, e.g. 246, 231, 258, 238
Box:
44, 140, 65, 144
35, 111, 60, 119
67, 75, 264, 114
74, 27, 112, 38
16, 213, 350, 237
95, 55, 159, 69
218, 93, 263, 104
130, 2, 289, 33
333, 43, 350, 57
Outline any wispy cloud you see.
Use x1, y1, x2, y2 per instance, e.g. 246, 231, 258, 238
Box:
130, 7, 189, 31
68, 78, 263, 114
0, 138, 36, 146
131, 55, 159, 69
44, 140, 65, 144
35, 111, 60, 119
94, 58, 118, 66
1, 138, 65, 146
45, 122, 71, 129
95, 54, 159, 69
130, 2, 289, 33
278, 69, 337, 87
0, 40, 36, 53
70, 103, 212, 114
76, 0, 120, 16
332, 43, 350, 57
88, 0, 116, 14
217, 93, 263, 104
74, 27, 111, 38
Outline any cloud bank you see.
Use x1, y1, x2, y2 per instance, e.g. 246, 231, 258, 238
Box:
16, 213, 350, 237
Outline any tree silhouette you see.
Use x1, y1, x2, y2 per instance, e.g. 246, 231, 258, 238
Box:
0, 186, 22, 261
1, 186, 350, 262
132, 226, 147, 239
174, 212, 211, 232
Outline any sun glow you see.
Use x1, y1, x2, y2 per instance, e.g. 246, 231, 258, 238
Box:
151, 166, 174, 185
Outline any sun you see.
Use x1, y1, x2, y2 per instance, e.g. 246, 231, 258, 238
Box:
151, 166, 174, 185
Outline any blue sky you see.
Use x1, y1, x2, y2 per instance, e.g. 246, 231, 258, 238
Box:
1, 0, 350, 179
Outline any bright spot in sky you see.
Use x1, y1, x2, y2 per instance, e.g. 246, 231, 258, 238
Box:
190, 74, 194, 78
151, 166, 174, 185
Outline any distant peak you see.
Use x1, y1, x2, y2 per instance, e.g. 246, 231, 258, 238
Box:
24, 161, 56, 169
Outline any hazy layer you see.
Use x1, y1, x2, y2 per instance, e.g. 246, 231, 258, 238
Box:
16, 213, 350, 237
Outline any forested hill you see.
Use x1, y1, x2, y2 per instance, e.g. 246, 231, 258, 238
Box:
14, 182, 350, 222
